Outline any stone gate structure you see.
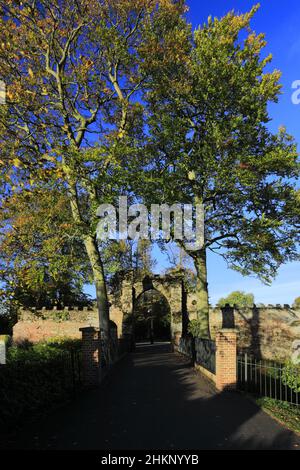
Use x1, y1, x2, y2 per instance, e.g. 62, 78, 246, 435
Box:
11, 269, 300, 362
108, 271, 185, 339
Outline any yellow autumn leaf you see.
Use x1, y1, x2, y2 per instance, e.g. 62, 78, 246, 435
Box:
188, 170, 196, 181
13, 158, 22, 167
28, 67, 34, 79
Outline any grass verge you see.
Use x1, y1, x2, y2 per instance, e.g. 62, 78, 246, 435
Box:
256, 397, 300, 435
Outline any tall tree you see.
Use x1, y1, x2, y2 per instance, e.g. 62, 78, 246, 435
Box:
0, 186, 91, 308
0, 0, 189, 338
145, 6, 299, 337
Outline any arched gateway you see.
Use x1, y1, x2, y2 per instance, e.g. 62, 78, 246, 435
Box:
108, 271, 187, 341
134, 285, 171, 341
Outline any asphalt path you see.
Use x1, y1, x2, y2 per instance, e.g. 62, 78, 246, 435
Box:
5, 342, 300, 450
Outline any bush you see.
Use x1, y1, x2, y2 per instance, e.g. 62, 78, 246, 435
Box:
281, 361, 300, 393
187, 319, 204, 337
0, 339, 82, 433
44, 336, 82, 352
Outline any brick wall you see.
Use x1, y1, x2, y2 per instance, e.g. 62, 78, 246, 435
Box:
12, 305, 124, 343
11, 302, 300, 362
12, 307, 99, 343
215, 329, 237, 391
174, 330, 238, 391
80, 327, 101, 387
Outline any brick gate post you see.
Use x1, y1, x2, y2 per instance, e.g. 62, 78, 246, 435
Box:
215, 329, 237, 391
80, 327, 101, 387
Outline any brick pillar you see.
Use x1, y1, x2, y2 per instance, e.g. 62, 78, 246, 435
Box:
80, 327, 100, 387
215, 329, 237, 391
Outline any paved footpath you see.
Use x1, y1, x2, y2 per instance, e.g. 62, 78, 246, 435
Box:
6, 343, 300, 449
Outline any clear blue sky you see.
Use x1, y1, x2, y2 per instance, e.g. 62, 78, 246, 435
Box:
87, 0, 300, 306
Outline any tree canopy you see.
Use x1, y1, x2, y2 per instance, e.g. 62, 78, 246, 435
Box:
0, 2, 298, 340
0, 0, 189, 336
218, 291, 255, 308
142, 5, 299, 336
0, 184, 91, 308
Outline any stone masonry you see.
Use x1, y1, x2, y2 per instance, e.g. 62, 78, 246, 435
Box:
11, 272, 300, 362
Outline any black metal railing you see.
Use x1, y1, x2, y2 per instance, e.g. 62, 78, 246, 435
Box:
62, 348, 82, 392
237, 353, 300, 406
195, 337, 216, 374
178, 336, 194, 358
0, 347, 82, 393
0, 347, 83, 431
178, 336, 216, 375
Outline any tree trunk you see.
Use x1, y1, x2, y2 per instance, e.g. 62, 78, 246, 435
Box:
64, 162, 110, 338
194, 248, 210, 338
84, 235, 110, 338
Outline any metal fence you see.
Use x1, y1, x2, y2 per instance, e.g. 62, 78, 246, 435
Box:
0, 348, 82, 394
237, 353, 300, 406
62, 348, 82, 392
195, 337, 216, 374
178, 336, 194, 358
178, 336, 216, 375
0, 347, 83, 432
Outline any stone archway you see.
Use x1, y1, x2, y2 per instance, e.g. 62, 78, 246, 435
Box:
108, 271, 185, 340
133, 285, 171, 342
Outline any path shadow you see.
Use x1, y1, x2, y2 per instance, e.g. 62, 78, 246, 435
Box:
2, 343, 299, 450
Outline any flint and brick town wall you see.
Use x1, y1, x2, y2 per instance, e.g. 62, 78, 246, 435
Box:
12, 305, 123, 343
207, 304, 300, 362
12, 302, 300, 361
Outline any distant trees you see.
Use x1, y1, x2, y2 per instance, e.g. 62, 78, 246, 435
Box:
218, 291, 255, 308
104, 239, 156, 283
163, 244, 197, 293
293, 297, 300, 309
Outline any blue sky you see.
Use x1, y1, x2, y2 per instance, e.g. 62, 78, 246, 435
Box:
87, 0, 300, 306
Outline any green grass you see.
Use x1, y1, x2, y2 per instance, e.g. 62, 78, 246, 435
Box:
256, 397, 300, 434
